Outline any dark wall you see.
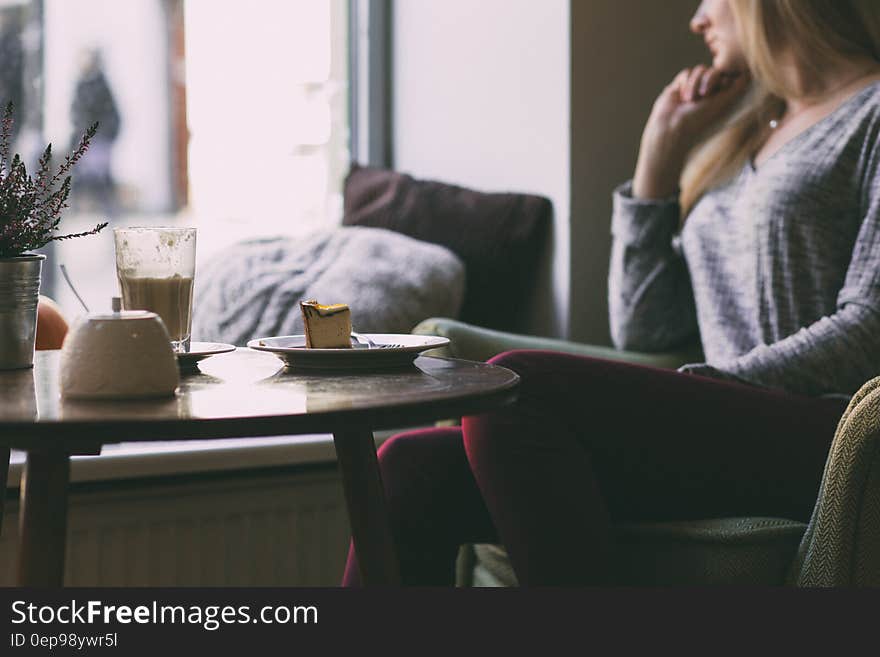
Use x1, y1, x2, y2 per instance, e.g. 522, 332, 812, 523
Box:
569, 0, 706, 344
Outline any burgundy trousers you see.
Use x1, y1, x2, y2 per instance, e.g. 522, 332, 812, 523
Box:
342, 350, 849, 586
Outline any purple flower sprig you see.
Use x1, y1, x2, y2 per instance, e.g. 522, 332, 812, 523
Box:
0, 101, 107, 258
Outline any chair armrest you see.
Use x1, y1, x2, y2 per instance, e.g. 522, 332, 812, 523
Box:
792, 376, 880, 586
413, 317, 701, 369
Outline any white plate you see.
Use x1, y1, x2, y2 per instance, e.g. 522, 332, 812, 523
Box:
176, 342, 236, 368
246, 334, 450, 370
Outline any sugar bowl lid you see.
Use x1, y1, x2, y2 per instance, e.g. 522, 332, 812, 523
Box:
87, 297, 158, 321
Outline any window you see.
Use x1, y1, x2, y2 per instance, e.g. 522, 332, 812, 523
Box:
1, 0, 351, 315
183, 0, 350, 248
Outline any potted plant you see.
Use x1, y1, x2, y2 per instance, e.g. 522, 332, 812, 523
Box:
0, 101, 107, 370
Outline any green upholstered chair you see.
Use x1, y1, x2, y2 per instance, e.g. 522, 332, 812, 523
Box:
413, 317, 880, 587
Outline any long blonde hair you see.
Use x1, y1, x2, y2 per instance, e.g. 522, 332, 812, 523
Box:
680, 0, 880, 215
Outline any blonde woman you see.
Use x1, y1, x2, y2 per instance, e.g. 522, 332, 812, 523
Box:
343, 0, 880, 585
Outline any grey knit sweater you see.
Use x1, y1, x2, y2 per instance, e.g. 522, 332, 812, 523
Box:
609, 81, 880, 397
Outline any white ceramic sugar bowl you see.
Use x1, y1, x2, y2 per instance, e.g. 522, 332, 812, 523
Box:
60, 298, 179, 399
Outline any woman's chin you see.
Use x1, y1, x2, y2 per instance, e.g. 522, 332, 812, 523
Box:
713, 54, 748, 75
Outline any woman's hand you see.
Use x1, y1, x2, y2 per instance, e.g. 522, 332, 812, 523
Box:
633, 65, 749, 199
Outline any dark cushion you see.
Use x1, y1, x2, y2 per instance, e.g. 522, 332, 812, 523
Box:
342, 164, 552, 332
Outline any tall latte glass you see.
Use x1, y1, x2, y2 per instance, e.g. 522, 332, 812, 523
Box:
114, 227, 197, 353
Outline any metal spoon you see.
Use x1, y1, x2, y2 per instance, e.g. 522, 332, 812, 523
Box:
59, 264, 90, 313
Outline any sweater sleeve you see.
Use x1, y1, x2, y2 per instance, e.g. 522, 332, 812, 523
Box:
608, 181, 699, 351
702, 179, 880, 396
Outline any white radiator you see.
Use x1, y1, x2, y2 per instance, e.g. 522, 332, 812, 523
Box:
0, 467, 351, 586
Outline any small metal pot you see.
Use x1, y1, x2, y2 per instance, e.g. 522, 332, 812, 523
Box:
0, 254, 45, 370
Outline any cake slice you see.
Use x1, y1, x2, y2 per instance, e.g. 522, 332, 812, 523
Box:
300, 299, 352, 348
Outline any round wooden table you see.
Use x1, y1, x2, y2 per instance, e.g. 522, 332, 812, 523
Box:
0, 349, 519, 586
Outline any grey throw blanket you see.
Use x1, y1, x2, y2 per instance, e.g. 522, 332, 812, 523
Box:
193, 226, 465, 345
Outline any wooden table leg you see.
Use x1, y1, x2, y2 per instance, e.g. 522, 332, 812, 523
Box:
17, 451, 70, 587
0, 447, 9, 539
333, 430, 401, 585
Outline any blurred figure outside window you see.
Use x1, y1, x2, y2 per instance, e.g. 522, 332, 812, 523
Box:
69, 48, 120, 216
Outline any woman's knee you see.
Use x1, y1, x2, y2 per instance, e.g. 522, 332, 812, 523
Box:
487, 349, 557, 375
375, 428, 477, 526
375, 431, 414, 468
376, 427, 465, 491
378, 427, 461, 462
487, 349, 610, 389
466, 350, 607, 464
